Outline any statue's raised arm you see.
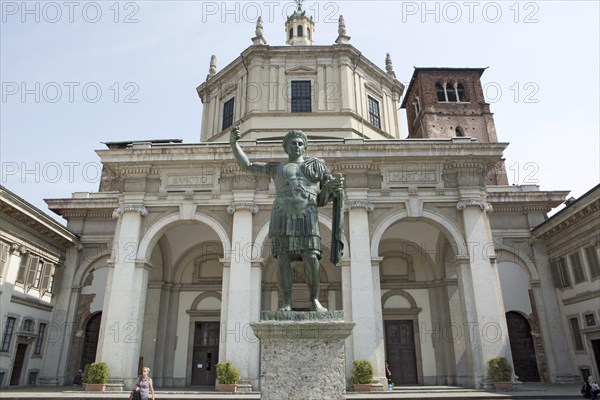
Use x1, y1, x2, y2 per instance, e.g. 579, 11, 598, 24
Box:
229, 126, 271, 175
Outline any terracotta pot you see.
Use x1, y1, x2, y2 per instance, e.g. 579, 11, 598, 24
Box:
217, 383, 237, 392
83, 383, 106, 392
492, 381, 513, 390
353, 383, 372, 392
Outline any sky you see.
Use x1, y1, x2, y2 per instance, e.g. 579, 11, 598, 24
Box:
1, 0, 599, 223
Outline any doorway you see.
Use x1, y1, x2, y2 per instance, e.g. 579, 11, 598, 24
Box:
506, 312, 540, 381
9, 343, 27, 385
385, 320, 418, 384
191, 322, 220, 386
80, 313, 102, 369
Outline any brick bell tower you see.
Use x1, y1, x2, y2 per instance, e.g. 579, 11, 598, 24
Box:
401, 67, 508, 185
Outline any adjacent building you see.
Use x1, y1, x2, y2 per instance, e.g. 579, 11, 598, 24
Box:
0, 186, 77, 388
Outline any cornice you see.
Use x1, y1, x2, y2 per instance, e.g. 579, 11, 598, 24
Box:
536, 198, 600, 241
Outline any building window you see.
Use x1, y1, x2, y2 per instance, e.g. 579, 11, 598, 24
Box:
367, 95, 381, 128
16, 254, 28, 283
28, 371, 37, 385
569, 317, 584, 351
40, 263, 54, 295
222, 97, 234, 131
24, 256, 40, 288
291, 81, 312, 112
581, 368, 591, 384
585, 246, 600, 279
34, 323, 46, 354
585, 313, 596, 327
22, 319, 34, 332
436, 83, 445, 101
297, 25, 303, 37
1, 317, 16, 352
289, 28, 293, 40
553, 257, 571, 288
455, 127, 464, 137
570, 252, 587, 283
0, 242, 8, 280
436, 81, 466, 102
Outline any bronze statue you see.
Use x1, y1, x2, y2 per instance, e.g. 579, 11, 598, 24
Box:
230, 127, 344, 312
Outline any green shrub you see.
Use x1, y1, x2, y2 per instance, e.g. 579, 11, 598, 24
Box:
216, 361, 240, 384
83, 362, 108, 384
352, 360, 374, 384
488, 357, 512, 382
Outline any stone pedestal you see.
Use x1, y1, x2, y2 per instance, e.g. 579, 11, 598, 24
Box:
251, 311, 355, 400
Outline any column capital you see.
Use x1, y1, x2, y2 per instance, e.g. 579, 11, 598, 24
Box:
456, 199, 493, 212
219, 258, 231, 268
135, 259, 153, 271
227, 202, 258, 214
371, 257, 384, 267
10, 243, 27, 254
112, 205, 148, 219
344, 200, 374, 212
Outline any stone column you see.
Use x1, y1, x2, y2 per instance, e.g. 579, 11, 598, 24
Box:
456, 194, 513, 388
345, 193, 384, 387
371, 256, 386, 387
96, 204, 150, 389
222, 196, 260, 389
152, 282, 172, 386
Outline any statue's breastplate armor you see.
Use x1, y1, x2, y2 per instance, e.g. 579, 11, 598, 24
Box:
273, 162, 319, 215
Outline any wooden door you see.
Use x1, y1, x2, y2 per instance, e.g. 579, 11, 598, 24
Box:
191, 322, 219, 386
10, 344, 27, 385
385, 320, 418, 385
80, 313, 102, 369
506, 312, 540, 381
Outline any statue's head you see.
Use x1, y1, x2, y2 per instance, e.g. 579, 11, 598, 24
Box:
282, 130, 308, 151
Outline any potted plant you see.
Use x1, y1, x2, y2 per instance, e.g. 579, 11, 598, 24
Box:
83, 361, 108, 392
352, 360, 374, 392
216, 361, 240, 392
488, 356, 513, 390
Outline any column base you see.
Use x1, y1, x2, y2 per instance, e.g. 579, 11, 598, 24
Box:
251, 311, 355, 400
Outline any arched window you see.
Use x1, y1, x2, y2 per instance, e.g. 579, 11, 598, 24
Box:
455, 127, 464, 136
436, 83, 445, 101
307, 28, 311, 40
457, 84, 465, 101
289, 28, 293, 40
447, 84, 457, 102
297, 25, 303, 37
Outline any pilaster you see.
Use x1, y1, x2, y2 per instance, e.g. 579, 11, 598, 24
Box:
39, 245, 80, 386
96, 203, 150, 388
529, 239, 579, 383
455, 189, 512, 388
222, 191, 260, 388
345, 190, 383, 378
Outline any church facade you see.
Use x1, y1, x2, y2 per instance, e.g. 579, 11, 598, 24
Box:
12, 4, 590, 391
